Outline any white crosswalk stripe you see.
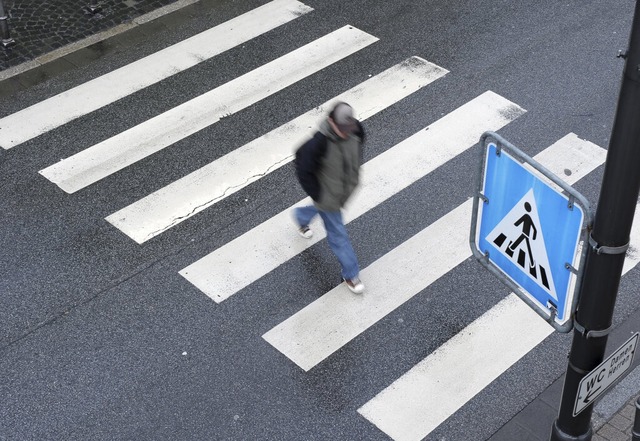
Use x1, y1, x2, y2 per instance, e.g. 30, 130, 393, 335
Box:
38, 25, 378, 194
359, 295, 551, 441
0, 0, 313, 150
262, 134, 606, 372
105, 57, 449, 244
179, 91, 525, 303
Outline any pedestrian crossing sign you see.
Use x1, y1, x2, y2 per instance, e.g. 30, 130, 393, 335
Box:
471, 132, 592, 332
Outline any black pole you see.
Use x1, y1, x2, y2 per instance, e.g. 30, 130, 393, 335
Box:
550, 2, 640, 440
0, 0, 15, 48
633, 397, 640, 441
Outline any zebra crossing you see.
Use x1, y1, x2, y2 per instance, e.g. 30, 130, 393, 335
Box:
105, 57, 449, 244
494, 230, 553, 291
0, 1, 622, 440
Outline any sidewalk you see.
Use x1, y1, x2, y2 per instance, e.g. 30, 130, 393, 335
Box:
491, 302, 640, 441
490, 371, 639, 441
594, 396, 638, 441
1, 2, 639, 440
0, 0, 209, 96
0, 0, 182, 69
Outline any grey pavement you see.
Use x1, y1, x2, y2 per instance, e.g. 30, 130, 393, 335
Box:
593, 397, 638, 441
1, 1, 639, 440
489, 302, 640, 441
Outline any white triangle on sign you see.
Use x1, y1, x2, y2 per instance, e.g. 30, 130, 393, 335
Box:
486, 189, 558, 301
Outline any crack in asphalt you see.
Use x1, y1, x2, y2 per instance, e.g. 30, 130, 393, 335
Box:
144, 155, 295, 241
0, 246, 183, 353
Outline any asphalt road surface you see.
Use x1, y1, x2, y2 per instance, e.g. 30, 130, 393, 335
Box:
1, 0, 639, 440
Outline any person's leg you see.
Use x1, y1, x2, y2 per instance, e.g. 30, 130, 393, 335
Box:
506, 234, 525, 257
318, 210, 360, 280
524, 238, 536, 268
295, 205, 318, 228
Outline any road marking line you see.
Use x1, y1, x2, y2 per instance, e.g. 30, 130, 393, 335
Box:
106, 57, 449, 243
262, 134, 606, 373
179, 91, 525, 302
356, 135, 610, 441
0, 0, 314, 149
38, 25, 378, 193
358, 294, 553, 441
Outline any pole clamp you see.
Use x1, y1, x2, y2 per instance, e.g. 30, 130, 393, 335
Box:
574, 319, 612, 339
588, 234, 629, 255
568, 360, 591, 376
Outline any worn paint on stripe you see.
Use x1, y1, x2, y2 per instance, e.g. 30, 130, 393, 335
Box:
179, 91, 525, 302
39, 25, 378, 193
0, 0, 313, 150
262, 134, 607, 372
358, 295, 552, 441
106, 57, 449, 243
356, 135, 609, 441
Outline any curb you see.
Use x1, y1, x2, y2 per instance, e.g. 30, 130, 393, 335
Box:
0, 0, 201, 86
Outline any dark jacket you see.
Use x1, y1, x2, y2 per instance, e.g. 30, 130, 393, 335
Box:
295, 119, 364, 211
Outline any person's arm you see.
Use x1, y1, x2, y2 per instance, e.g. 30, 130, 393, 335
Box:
355, 120, 365, 165
295, 132, 326, 201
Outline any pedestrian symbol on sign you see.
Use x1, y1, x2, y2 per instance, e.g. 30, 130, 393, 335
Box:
506, 201, 537, 267
486, 189, 558, 302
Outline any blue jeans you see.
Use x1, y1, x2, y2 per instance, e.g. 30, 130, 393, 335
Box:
295, 205, 360, 280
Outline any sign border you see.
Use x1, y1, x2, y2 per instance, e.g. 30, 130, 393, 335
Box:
470, 132, 593, 333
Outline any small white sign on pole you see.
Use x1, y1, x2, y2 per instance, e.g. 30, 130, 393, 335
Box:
573, 332, 639, 416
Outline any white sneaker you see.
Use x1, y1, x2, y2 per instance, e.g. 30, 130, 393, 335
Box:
344, 277, 365, 294
298, 225, 313, 239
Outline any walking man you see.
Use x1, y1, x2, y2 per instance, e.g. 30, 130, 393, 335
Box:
293, 102, 365, 294
506, 201, 537, 268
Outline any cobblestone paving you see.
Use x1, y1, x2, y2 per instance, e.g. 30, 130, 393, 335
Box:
594, 396, 638, 441
0, 0, 181, 71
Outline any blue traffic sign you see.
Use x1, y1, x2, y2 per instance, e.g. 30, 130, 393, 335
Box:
471, 133, 591, 332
